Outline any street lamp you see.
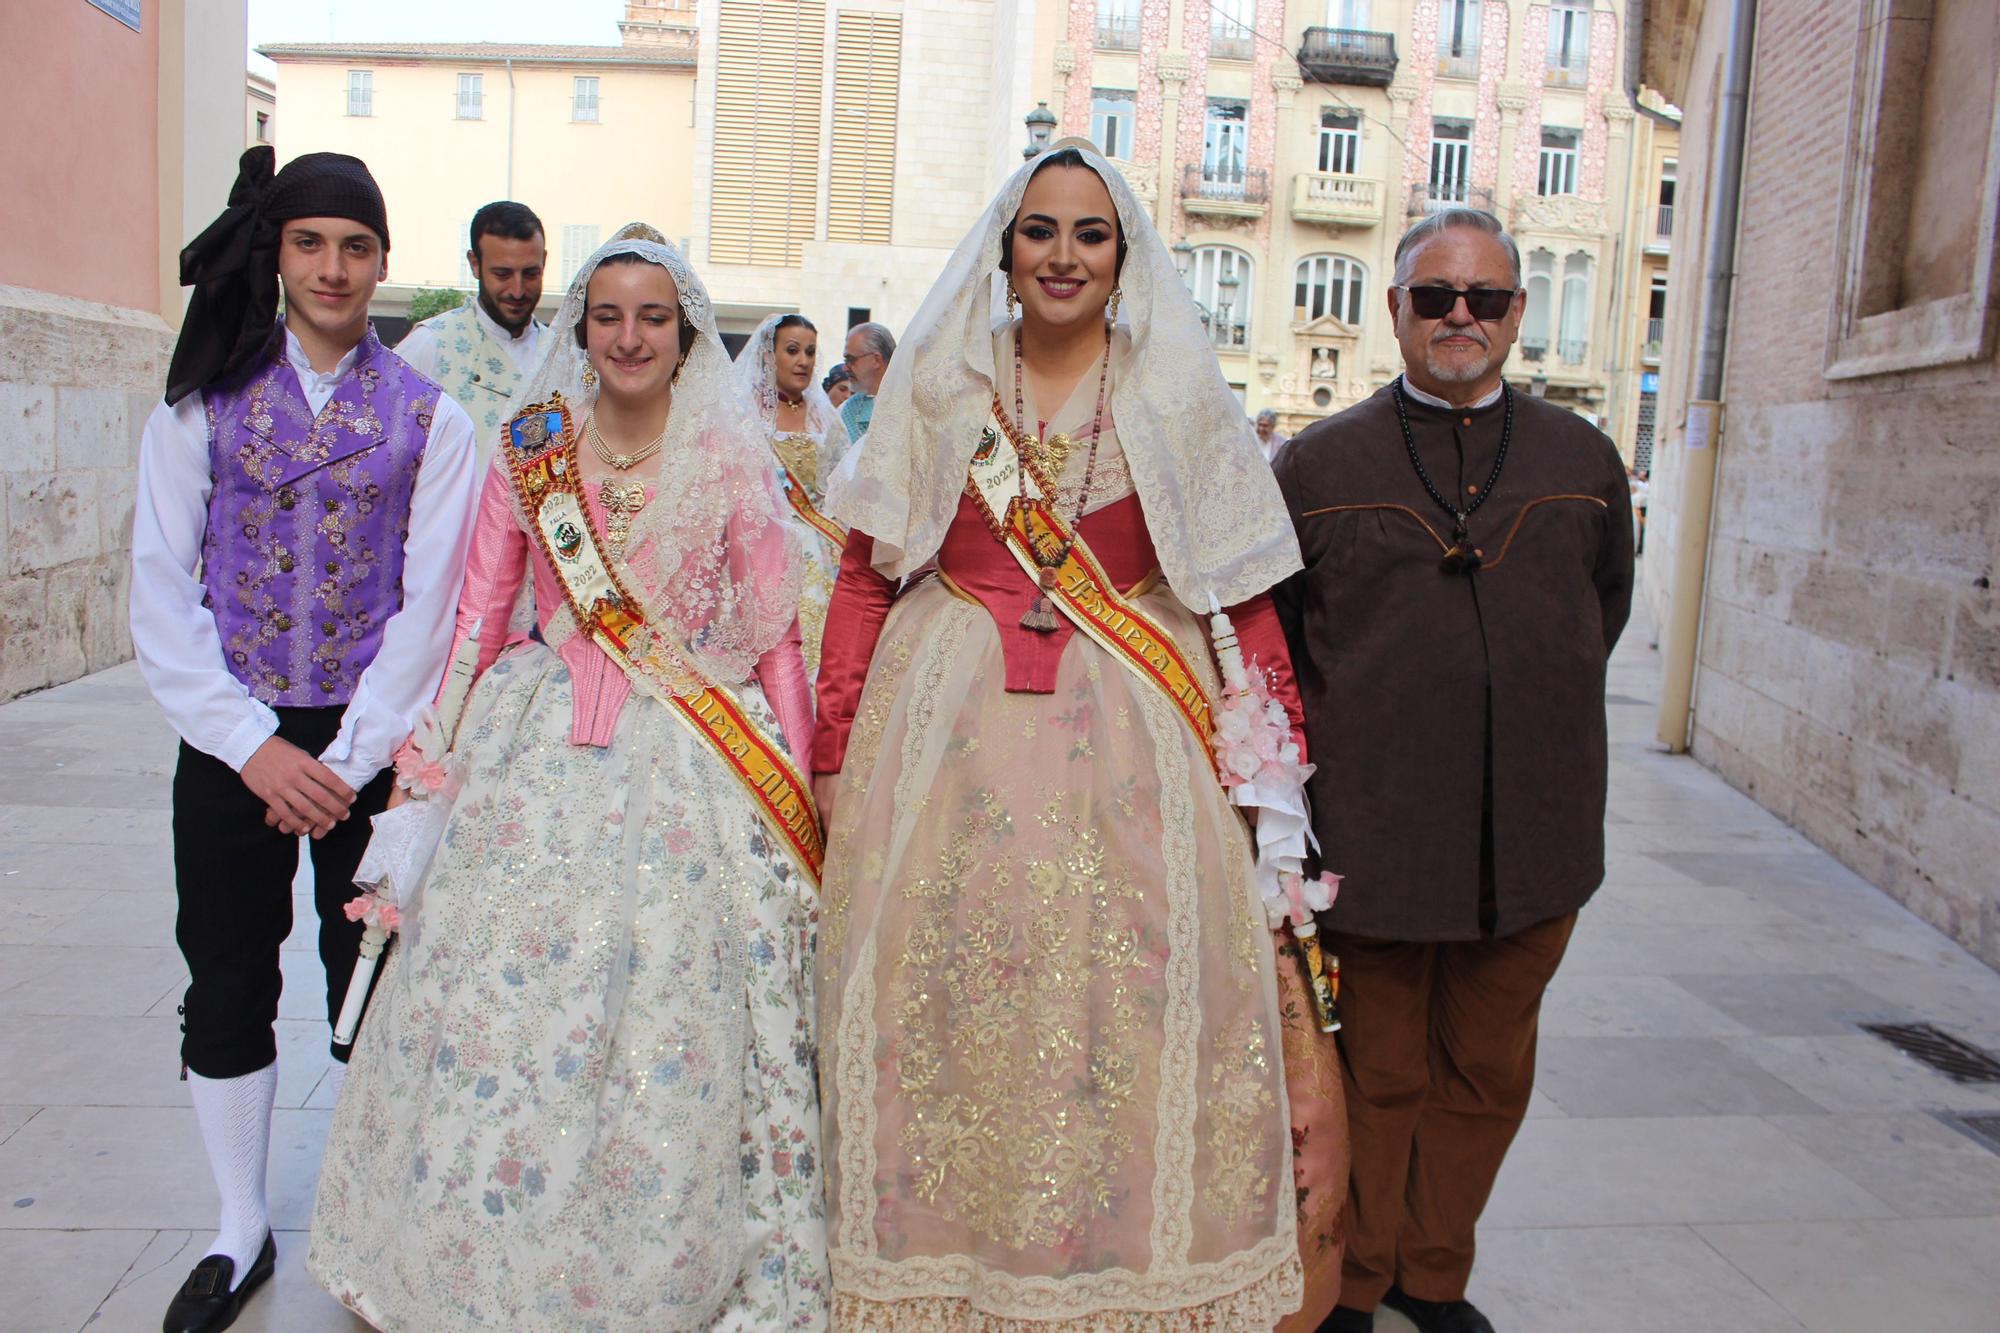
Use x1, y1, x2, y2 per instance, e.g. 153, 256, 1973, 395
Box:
1216, 267, 1241, 347
1023, 102, 1057, 159
1171, 239, 1193, 277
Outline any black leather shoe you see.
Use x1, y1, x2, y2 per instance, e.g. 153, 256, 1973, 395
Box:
161, 1233, 275, 1333
1381, 1286, 1496, 1333
1319, 1306, 1376, 1332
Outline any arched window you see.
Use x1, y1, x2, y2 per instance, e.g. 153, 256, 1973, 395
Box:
1294, 254, 1367, 324
1521, 249, 1554, 358
1185, 245, 1253, 348
1559, 252, 1592, 364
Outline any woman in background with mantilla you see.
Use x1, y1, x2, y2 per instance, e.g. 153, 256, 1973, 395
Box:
309, 225, 827, 1330
736, 312, 853, 674
809, 141, 1348, 1329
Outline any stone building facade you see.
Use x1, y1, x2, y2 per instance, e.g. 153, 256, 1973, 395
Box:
259, 6, 701, 336
1, 0, 246, 701
687, 0, 1041, 344
1640, 0, 2000, 966
1038, 0, 1670, 445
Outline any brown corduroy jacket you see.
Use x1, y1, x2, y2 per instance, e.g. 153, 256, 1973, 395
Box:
1272, 381, 1634, 941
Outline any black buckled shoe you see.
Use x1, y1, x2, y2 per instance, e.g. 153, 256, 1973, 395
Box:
1381, 1286, 1496, 1333
1319, 1306, 1376, 1332
161, 1233, 276, 1333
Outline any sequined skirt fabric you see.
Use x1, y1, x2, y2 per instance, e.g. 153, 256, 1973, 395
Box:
815, 580, 1303, 1329
309, 643, 829, 1330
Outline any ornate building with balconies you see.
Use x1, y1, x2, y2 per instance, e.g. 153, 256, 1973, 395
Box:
1038, 1, 1671, 446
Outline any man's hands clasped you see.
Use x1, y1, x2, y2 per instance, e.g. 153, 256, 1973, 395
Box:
243, 735, 356, 837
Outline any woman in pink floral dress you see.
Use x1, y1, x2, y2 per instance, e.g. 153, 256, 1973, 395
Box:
308, 228, 828, 1330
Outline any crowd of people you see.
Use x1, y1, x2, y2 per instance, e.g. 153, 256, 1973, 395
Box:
137, 139, 1631, 1333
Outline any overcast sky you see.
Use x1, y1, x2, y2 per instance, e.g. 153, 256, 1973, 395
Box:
249, 0, 623, 75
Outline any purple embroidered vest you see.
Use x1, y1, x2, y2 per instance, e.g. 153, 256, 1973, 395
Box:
200, 324, 438, 707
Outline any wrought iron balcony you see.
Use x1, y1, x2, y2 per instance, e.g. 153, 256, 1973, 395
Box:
1211, 30, 1254, 61
1291, 172, 1381, 229
1298, 27, 1398, 86
1407, 182, 1497, 217
1642, 317, 1665, 363
1646, 204, 1674, 254
1546, 57, 1589, 89
1095, 17, 1139, 51
1181, 164, 1270, 218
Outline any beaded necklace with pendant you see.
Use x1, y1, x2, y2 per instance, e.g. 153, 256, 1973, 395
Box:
1010, 322, 1112, 632
1390, 374, 1514, 575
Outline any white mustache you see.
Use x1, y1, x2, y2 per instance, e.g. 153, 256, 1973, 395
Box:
1431, 325, 1490, 348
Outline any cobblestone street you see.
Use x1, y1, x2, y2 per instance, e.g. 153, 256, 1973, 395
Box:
2, 599, 1997, 1331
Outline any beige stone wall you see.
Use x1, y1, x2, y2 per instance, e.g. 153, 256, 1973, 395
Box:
0, 0, 241, 702
0, 286, 172, 700
1644, 0, 2000, 967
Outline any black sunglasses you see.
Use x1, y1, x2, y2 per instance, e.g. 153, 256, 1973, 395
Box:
1397, 285, 1517, 321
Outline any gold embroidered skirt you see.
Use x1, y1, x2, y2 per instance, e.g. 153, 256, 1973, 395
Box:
817, 579, 1303, 1329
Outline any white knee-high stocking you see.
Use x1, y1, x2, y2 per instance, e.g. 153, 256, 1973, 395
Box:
187, 1064, 277, 1288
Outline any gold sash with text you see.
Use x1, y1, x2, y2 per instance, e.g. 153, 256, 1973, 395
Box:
965, 399, 1217, 772
777, 462, 848, 549
505, 394, 824, 883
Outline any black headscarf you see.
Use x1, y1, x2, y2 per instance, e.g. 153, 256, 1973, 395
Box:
164, 147, 392, 405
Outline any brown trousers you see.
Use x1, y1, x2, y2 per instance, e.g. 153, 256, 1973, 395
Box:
1329, 911, 1576, 1309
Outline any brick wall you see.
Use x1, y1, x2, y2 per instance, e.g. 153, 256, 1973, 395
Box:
1647, 0, 2000, 967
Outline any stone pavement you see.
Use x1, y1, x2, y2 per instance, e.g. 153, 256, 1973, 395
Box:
2, 600, 1998, 1332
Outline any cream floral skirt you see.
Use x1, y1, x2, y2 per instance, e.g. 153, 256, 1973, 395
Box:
817, 579, 1303, 1330
308, 643, 828, 1331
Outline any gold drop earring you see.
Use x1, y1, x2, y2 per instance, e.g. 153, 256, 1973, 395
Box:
1108, 285, 1123, 324
1005, 280, 1019, 319
582, 363, 598, 389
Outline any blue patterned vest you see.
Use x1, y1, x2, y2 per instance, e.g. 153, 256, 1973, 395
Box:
200, 325, 439, 707
416, 300, 530, 457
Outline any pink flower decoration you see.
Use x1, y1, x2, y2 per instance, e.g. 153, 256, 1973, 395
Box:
342, 892, 400, 934
392, 744, 426, 786
495, 1157, 523, 1187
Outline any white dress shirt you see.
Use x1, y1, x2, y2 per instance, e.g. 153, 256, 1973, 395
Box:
129, 329, 481, 790
393, 300, 545, 380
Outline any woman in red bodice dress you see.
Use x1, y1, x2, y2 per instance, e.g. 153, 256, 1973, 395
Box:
810, 142, 1349, 1329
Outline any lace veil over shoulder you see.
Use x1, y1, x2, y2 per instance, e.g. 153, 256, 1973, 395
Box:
501, 223, 801, 685
823, 140, 1301, 610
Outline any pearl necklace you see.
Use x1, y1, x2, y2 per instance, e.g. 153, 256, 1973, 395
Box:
587, 417, 667, 471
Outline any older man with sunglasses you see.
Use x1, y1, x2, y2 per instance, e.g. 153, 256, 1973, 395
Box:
1271, 210, 1633, 1333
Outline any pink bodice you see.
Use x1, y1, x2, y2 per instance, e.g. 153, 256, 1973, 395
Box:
811, 496, 1304, 775
446, 467, 812, 756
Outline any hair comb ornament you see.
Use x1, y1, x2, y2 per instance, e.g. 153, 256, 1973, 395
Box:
611, 221, 669, 245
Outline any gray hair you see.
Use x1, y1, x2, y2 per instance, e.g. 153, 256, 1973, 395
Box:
850, 321, 897, 361
1254, 408, 1278, 426
1392, 209, 1522, 289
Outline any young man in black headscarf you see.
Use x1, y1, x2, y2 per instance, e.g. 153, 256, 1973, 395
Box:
132, 146, 478, 1333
